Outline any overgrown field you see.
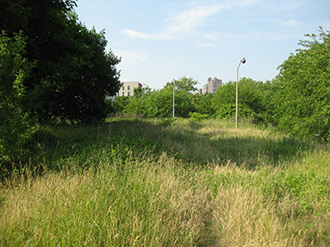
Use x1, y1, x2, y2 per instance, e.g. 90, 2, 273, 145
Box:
1, 118, 329, 246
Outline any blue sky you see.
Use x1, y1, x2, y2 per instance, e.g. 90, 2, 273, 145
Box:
75, 0, 330, 90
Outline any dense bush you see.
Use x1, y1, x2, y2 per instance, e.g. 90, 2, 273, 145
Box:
211, 78, 267, 123
0, 32, 38, 166
0, 0, 121, 122
268, 29, 330, 141
113, 79, 196, 118
192, 93, 215, 116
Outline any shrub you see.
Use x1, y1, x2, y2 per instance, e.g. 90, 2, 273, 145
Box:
269, 28, 330, 141
0, 32, 38, 168
189, 112, 208, 121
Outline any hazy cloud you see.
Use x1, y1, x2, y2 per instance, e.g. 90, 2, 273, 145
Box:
195, 42, 218, 48
121, 0, 260, 41
202, 34, 219, 41
121, 29, 164, 40
247, 31, 291, 41
163, 2, 228, 37
116, 50, 149, 63
281, 19, 301, 27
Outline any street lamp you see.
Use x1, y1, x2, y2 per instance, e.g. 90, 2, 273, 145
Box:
236, 57, 246, 128
172, 82, 175, 118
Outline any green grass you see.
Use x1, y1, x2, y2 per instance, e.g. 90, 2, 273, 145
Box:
1, 118, 329, 246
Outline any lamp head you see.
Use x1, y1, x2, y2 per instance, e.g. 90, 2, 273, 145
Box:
241, 57, 246, 64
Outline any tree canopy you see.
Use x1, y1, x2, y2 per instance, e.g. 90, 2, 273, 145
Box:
1, 0, 121, 167
0, 32, 37, 166
269, 28, 330, 141
0, 0, 121, 122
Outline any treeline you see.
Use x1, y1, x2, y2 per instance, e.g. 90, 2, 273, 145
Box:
109, 77, 269, 122
0, 0, 120, 165
111, 28, 329, 142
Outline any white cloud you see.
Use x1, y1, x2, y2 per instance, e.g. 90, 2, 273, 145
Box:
240, 0, 260, 6
195, 42, 218, 48
116, 50, 148, 63
247, 31, 291, 41
121, 29, 160, 40
121, 0, 260, 41
120, 29, 178, 40
281, 19, 300, 27
163, 3, 228, 37
121, 1, 230, 40
202, 34, 219, 41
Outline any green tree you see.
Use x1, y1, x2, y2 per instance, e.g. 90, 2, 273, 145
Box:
270, 28, 330, 141
123, 86, 152, 117
192, 93, 214, 117
112, 96, 130, 114
0, 0, 121, 122
49, 16, 121, 122
173, 76, 198, 92
0, 32, 38, 167
212, 78, 266, 122
154, 83, 195, 118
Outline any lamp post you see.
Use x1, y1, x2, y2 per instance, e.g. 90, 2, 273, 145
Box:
236, 57, 246, 128
172, 82, 175, 118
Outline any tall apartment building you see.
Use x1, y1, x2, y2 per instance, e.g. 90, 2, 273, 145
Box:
203, 84, 208, 94
117, 81, 142, 97
203, 77, 222, 94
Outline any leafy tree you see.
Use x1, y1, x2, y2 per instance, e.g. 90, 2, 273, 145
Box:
112, 96, 130, 114
269, 28, 330, 141
47, 15, 121, 122
0, 32, 38, 166
148, 85, 195, 118
123, 86, 152, 117
211, 78, 266, 122
119, 83, 195, 118
0, 0, 28, 34
173, 76, 198, 92
192, 93, 214, 117
0, 0, 121, 122
164, 76, 199, 92
146, 88, 173, 118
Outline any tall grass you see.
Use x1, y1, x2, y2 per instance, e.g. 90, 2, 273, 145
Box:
0, 118, 329, 246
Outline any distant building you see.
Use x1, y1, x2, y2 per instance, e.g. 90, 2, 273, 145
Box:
198, 89, 203, 95
203, 77, 222, 94
117, 81, 142, 97
203, 84, 209, 94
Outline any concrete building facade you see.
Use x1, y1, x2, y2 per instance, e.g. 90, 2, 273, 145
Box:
203, 84, 209, 94
203, 77, 222, 94
117, 81, 142, 97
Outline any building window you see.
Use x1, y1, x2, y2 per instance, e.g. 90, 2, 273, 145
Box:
122, 92, 124, 96
127, 86, 130, 90
127, 92, 130, 96
122, 86, 125, 90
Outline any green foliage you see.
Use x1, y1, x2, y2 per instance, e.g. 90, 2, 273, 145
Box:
189, 112, 209, 121
0, 32, 38, 166
269, 28, 330, 141
111, 96, 130, 114
122, 87, 152, 117
147, 87, 174, 118
192, 93, 215, 117
211, 78, 267, 123
116, 83, 196, 118
0, 0, 121, 122
1, 119, 329, 246
173, 76, 199, 92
